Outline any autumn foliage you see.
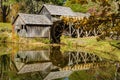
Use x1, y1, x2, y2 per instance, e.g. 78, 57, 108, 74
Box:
60, 0, 120, 40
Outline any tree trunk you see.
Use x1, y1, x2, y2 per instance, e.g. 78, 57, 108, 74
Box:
2, 12, 7, 22
1, 1, 10, 22
69, 23, 72, 37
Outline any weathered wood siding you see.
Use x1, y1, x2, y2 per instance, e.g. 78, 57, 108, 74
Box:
26, 25, 51, 38
39, 7, 51, 20
14, 16, 25, 33
15, 50, 50, 63
13, 16, 51, 38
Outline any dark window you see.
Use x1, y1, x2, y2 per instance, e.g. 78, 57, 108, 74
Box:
25, 25, 27, 32
21, 25, 24, 29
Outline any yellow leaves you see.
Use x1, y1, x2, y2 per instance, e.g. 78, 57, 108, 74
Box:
67, 0, 88, 5
82, 17, 88, 25
60, 15, 90, 29
95, 0, 109, 2
105, 0, 108, 2
11, 3, 20, 15
112, 26, 120, 31
74, 25, 80, 29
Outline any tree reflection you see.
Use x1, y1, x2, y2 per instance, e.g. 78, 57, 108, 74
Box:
0, 45, 120, 80
50, 46, 68, 68
0, 54, 10, 80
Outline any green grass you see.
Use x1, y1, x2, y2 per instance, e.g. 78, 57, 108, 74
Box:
68, 64, 116, 80
69, 70, 94, 80
33, 38, 50, 44
61, 36, 120, 61
109, 40, 120, 49
0, 22, 12, 31
0, 23, 12, 43
0, 22, 12, 28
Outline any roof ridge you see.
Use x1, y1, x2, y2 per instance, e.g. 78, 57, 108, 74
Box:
41, 4, 75, 16
15, 13, 52, 25
18, 13, 45, 16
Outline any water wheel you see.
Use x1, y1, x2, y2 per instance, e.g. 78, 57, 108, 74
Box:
51, 20, 65, 43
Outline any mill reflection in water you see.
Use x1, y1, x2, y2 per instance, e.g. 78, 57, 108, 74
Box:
0, 46, 120, 80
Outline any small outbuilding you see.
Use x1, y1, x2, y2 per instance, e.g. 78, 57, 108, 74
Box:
39, 4, 75, 22
12, 13, 52, 38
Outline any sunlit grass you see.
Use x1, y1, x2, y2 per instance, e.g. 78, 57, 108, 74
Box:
0, 23, 12, 43
0, 22, 12, 31
61, 36, 120, 61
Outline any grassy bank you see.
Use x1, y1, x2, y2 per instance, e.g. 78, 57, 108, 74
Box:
0, 23, 12, 43
61, 36, 120, 61
0, 22, 12, 30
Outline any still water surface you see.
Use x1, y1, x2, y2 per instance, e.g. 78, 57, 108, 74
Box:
0, 44, 120, 80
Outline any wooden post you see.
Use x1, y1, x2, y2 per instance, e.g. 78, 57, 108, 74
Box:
69, 23, 71, 37
76, 29, 80, 38
48, 27, 51, 40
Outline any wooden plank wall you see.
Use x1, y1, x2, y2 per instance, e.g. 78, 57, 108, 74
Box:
26, 26, 50, 38
39, 7, 52, 20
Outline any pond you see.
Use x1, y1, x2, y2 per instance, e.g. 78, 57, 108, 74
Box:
0, 44, 120, 80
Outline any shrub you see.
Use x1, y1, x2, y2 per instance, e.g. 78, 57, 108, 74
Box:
0, 23, 12, 32
34, 38, 50, 44
0, 32, 9, 43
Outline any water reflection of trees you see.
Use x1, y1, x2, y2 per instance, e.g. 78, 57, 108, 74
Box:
0, 44, 11, 56
50, 46, 103, 69
18, 72, 43, 80
0, 54, 10, 80
1, 46, 120, 80
69, 64, 116, 80
50, 46, 68, 68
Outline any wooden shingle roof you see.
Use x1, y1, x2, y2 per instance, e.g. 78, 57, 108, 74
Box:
40, 4, 75, 16
44, 71, 73, 80
75, 12, 90, 19
13, 13, 52, 25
